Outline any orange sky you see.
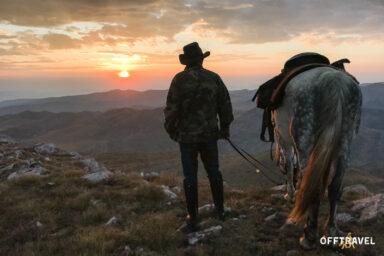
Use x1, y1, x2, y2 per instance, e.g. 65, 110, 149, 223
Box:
0, 0, 383, 99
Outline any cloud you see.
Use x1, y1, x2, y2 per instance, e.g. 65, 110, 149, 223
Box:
43, 33, 82, 49
0, 0, 157, 27
0, 0, 193, 40
1, 0, 383, 46
0, 31, 43, 55
0, 34, 15, 39
0, 0, 383, 78
195, 0, 384, 44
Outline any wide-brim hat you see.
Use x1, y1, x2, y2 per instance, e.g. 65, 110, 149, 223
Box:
179, 42, 210, 65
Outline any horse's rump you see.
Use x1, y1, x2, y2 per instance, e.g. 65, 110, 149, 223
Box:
274, 67, 362, 222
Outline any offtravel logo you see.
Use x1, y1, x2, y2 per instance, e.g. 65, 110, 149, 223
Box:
320, 233, 375, 249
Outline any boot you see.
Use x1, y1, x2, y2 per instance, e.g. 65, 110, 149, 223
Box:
183, 180, 199, 231
208, 173, 225, 220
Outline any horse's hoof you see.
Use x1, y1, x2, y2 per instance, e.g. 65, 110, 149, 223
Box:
285, 218, 296, 225
299, 236, 316, 250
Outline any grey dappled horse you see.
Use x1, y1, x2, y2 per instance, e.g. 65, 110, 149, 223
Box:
273, 66, 362, 249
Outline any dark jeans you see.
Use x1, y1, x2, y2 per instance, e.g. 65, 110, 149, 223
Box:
179, 141, 222, 187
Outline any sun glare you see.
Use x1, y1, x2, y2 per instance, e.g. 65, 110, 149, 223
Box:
118, 71, 130, 78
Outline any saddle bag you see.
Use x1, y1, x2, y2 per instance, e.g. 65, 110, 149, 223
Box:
253, 74, 284, 109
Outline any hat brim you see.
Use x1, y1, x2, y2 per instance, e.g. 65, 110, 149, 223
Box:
179, 51, 210, 65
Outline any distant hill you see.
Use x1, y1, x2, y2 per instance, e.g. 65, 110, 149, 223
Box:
0, 107, 265, 153
0, 83, 382, 166
0, 108, 173, 153
360, 82, 384, 110
0, 106, 382, 168
0, 89, 256, 115
0, 90, 167, 115
0, 83, 382, 116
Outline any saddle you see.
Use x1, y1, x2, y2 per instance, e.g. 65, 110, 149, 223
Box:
252, 52, 357, 142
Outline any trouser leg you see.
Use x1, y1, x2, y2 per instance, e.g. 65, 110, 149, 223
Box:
200, 141, 224, 215
179, 143, 199, 225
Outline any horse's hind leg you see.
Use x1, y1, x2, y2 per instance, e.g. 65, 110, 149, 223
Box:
284, 150, 296, 203
275, 134, 295, 203
325, 155, 347, 238
326, 103, 358, 238
300, 199, 320, 250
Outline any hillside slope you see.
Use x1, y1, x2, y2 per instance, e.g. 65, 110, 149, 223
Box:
0, 140, 383, 256
0, 105, 382, 168
0, 108, 174, 152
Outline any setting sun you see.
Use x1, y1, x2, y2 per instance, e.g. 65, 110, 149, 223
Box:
118, 71, 130, 78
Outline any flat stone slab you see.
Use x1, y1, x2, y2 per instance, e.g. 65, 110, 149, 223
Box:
81, 158, 108, 173
336, 212, 356, 223
34, 143, 57, 155
105, 216, 118, 226
271, 184, 287, 192
198, 204, 231, 214
82, 171, 110, 182
161, 185, 178, 200
343, 184, 371, 197
7, 165, 49, 180
187, 225, 223, 245
352, 193, 384, 222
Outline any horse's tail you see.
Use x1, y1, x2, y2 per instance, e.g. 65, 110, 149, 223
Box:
289, 70, 347, 222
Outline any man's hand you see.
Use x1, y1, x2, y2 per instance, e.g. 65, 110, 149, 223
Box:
170, 132, 179, 142
219, 129, 230, 140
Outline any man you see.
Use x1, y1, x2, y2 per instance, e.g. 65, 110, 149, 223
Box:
164, 42, 234, 230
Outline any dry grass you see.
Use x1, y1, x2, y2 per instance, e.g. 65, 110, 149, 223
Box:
0, 150, 383, 256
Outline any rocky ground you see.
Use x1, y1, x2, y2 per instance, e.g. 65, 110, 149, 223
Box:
0, 138, 383, 256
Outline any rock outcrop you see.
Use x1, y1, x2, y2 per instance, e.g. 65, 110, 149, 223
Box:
198, 203, 231, 215
80, 158, 111, 182
351, 193, 384, 222
161, 185, 178, 200
336, 212, 356, 223
0, 137, 111, 182
187, 225, 223, 245
343, 184, 371, 197
8, 165, 49, 180
82, 171, 110, 182
34, 143, 57, 155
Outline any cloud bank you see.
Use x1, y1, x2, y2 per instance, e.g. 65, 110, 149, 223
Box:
0, 0, 383, 54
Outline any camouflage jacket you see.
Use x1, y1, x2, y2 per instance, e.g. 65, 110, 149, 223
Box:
164, 65, 234, 143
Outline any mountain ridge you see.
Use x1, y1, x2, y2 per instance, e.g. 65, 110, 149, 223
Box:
0, 88, 256, 115
0, 83, 382, 116
0, 106, 382, 169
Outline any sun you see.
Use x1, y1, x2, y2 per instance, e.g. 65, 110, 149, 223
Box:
118, 71, 130, 78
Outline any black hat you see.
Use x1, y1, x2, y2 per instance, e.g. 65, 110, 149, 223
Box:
179, 42, 210, 65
